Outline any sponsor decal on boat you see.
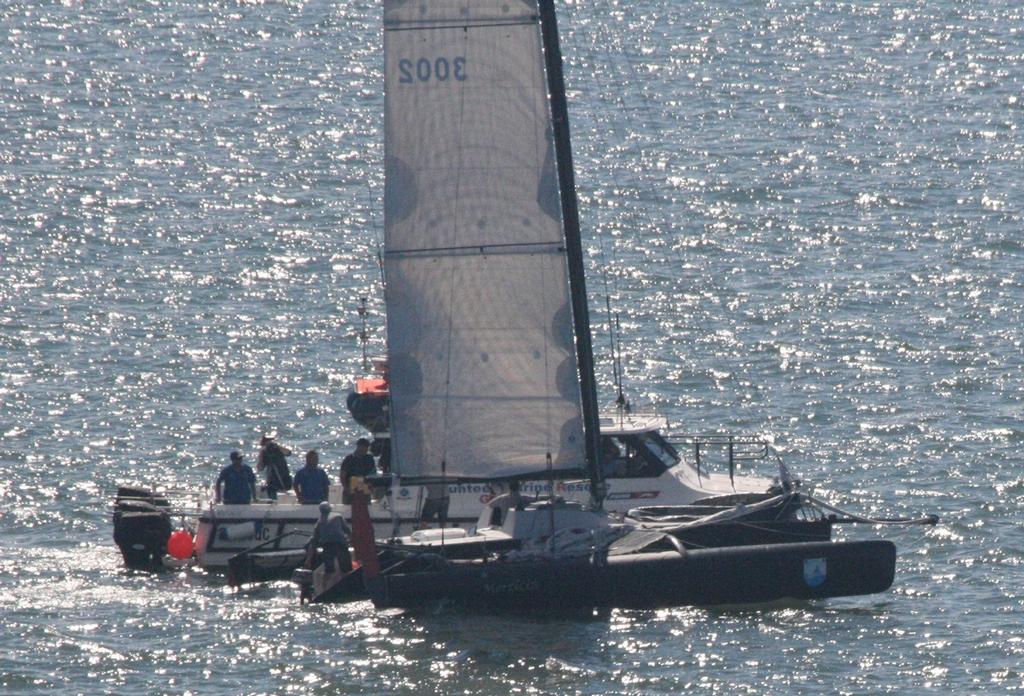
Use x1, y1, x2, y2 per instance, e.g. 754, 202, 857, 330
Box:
483, 579, 540, 595
803, 557, 827, 588
398, 481, 593, 499
606, 491, 659, 500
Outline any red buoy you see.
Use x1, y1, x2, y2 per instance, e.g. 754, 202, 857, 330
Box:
167, 530, 194, 560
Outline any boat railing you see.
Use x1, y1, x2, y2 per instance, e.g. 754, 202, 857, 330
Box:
227, 529, 314, 587
666, 434, 773, 487
233, 528, 312, 557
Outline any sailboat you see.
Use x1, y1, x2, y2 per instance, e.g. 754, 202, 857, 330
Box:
298, 0, 907, 610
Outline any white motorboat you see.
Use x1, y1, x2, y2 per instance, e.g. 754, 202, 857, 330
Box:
113, 410, 810, 580
189, 412, 795, 572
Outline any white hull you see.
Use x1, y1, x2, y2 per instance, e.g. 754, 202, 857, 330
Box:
194, 461, 774, 570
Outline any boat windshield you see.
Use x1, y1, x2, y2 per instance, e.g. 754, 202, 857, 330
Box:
600, 431, 679, 479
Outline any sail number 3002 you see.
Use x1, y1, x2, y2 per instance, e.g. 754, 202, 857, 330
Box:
398, 57, 467, 84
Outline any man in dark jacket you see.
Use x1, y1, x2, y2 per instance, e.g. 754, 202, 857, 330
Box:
257, 435, 292, 499
339, 438, 376, 504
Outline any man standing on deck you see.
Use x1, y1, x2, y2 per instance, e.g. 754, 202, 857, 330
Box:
339, 438, 376, 505
418, 483, 450, 529
293, 450, 330, 505
215, 451, 257, 505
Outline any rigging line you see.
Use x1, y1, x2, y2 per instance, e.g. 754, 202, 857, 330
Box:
592, 0, 677, 268
614, 311, 626, 402
532, 19, 554, 469
560, 1, 619, 394
568, 0, 656, 403
574, 0, 622, 295
364, 173, 386, 294
438, 8, 472, 473
602, 0, 686, 280
605, 296, 620, 398
588, 0, 685, 395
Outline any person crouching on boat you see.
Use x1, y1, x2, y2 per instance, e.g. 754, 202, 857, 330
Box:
293, 450, 330, 504
215, 451, 257, 505
257, 435, 292, 500
304, 502, 352, 577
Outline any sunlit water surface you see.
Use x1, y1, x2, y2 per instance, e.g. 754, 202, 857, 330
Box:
2, 0, 1022, 693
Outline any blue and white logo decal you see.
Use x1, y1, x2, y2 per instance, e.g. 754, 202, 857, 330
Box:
803, 558, 827, 588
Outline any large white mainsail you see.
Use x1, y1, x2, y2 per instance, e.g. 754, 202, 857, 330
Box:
382, 0, 586, 480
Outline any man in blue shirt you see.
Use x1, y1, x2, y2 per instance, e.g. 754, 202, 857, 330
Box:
293, 449, 330, 504
216, 451, 257, 505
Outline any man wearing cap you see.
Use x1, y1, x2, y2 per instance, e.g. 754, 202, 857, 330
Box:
304, 502, 352, 576
216, 451, 258, 505
339, 438, 376, 505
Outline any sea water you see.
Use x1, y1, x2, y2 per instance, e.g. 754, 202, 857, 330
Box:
1, 0, 1022, 693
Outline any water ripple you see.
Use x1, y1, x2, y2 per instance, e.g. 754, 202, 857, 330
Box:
2, 0, 1023, 693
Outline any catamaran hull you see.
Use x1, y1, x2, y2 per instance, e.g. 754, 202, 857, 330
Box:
668, 518, 832, 549
369, 540, 896, 611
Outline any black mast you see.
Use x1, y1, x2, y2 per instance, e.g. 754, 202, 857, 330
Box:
537, 0, 605, 507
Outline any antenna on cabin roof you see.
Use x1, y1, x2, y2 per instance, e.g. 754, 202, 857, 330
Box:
358, 296, 369, 371
614, 311, 630, 413
605, 297, 629, 414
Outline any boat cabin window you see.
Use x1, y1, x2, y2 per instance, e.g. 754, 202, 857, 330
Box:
638, 431, 680, 468
600, 434, 673, 479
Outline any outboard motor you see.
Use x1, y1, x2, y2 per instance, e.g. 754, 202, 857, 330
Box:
112, 486, 172, 570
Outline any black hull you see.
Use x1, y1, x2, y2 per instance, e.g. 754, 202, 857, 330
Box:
369, 540, 896, 611
311, 567, 369, 604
